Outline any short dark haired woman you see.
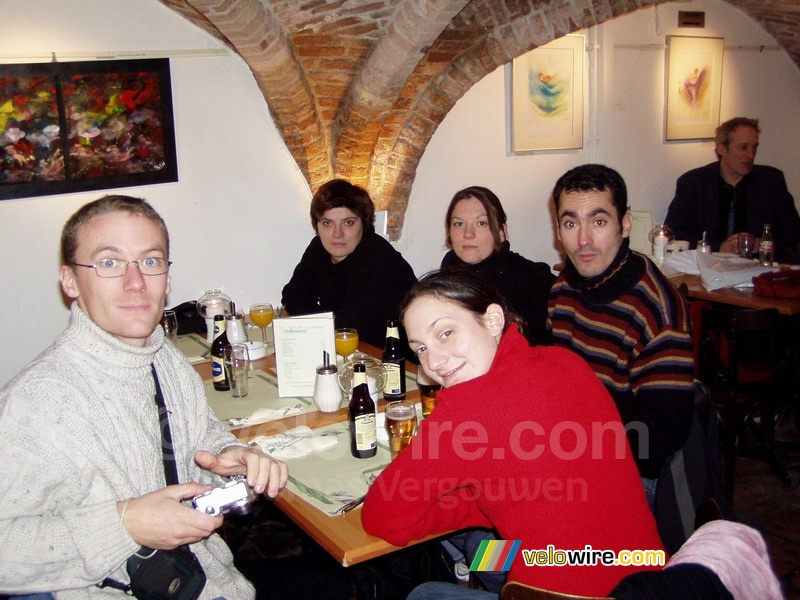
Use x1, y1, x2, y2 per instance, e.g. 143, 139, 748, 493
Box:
281, 179, 417, 347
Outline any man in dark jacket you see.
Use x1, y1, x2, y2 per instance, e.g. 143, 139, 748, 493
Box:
665, 117, 800, 263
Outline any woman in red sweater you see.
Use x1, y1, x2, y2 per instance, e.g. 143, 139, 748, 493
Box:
361, 270, 666, 597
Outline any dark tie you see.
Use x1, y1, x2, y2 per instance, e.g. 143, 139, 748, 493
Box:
726, 189, 737, 238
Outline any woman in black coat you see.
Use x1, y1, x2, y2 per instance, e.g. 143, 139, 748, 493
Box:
441, 186, 555, 345
282, 179, 417, 348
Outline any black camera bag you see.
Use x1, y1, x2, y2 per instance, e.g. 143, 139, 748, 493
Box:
125, 546, 206, 600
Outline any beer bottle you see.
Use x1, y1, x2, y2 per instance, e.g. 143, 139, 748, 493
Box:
758, 223, 774, 266
381, 319, 406, 400
211, 314, 230, 391
349, 364, 377, 459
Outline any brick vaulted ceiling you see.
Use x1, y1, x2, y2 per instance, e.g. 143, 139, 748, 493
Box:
158, 0, 800, 239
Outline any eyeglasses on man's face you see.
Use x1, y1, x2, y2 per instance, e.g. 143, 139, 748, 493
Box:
70, 257, 172, 278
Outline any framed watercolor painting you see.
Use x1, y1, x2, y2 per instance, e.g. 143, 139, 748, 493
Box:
511, 34, 584, 152
0, 58, 177, 200
665, 36, 724, 141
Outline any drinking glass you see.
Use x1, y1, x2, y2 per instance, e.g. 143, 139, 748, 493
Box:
335, 328, 359, 362
385, 401, 418, 459
738, 232, 755, 259
249, 303, 274, 344
223, 343, 250, 398
161, 310, 178, 344
416, 368, 441, 418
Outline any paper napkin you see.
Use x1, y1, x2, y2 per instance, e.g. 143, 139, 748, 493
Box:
226, 403, 306, 427
251, 425, 339, 460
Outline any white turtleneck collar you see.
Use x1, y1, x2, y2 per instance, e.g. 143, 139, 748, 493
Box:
60, 303, 165, 374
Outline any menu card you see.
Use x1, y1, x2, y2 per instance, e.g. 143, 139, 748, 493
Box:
273, 312, 335, 397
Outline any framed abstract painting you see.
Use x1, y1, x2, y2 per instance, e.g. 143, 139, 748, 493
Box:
0, 58, 177, 200
511, 34, 584, 152
665, 36, 724, 141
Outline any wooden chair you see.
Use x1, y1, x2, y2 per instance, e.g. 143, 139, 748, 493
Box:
697, 305, 791, 502
499, 581, 612, 600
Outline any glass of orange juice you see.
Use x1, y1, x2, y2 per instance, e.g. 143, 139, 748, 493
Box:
335, 328, 359, 362
249, 303, 274, 344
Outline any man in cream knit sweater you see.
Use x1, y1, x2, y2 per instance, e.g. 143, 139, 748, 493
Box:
0, 196, 350, 599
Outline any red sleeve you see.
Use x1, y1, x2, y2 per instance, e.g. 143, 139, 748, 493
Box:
361, 415, 492, 545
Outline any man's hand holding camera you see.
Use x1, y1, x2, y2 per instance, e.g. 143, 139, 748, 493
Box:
194, 444, 288, 498
118, 445, 287, 550
117, 484, 221, 550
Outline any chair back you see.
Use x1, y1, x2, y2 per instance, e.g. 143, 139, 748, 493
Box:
499, 581, 612, 600
697, 306, 785, 502
698, 306, 782, 397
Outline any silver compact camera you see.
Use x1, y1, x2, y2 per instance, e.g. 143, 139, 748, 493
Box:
192, 477, 256, 516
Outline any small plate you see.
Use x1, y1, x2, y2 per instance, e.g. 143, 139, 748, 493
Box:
243, 341, 267, 359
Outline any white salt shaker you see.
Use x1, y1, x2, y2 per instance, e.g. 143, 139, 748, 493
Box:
225, 312, 248, 344
313, 351, 342, 413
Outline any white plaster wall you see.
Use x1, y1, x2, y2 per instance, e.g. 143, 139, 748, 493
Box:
1, 0, 799, 385
0, 0, 312, 384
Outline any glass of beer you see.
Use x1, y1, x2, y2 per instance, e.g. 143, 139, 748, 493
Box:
416, 368, 441, 418
385, 401, 418, 459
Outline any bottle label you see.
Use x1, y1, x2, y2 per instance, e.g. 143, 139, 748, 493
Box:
383, 362, 402, 395
385, 325, 400, 340
211, 317, 228, 385
353, 413, 377, 451
212, 357, 225, 382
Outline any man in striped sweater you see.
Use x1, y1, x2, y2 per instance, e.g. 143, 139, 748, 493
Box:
547, 164, 695, 509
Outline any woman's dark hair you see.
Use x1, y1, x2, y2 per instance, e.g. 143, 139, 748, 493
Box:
399, 268, 524, 333
444, 186, 507, 251
551, 164, 628, 229
310, 179, 376, 234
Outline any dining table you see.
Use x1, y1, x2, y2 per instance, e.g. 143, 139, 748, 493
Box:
667, 272, 800, 316
667, 269, 800, 455
187, 335, 440, 568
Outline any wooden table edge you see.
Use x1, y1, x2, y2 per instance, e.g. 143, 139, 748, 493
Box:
196, 342, 429, 567
668, 272, 800, 315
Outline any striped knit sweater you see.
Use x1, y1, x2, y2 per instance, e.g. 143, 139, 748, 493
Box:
548, 242, 695, 478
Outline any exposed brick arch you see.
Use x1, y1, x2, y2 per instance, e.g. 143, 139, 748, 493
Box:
162, 0, 333, 183
159, 0, 800, 239
333, 1, 470, 188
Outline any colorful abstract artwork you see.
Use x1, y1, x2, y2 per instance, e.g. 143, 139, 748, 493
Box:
512, 35, 584, 152
665, 36, 724, 141
0, 58, 177, 200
